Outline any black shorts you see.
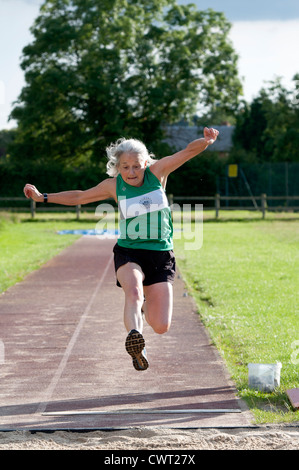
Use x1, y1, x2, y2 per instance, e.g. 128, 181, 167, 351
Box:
113, 243, 176, 287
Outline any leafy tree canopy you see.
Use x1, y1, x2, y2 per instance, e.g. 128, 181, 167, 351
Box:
10, 0, 242, 167
232, 75, 299, 162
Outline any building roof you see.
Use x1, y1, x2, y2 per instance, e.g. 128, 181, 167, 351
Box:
163, 125, 235, 153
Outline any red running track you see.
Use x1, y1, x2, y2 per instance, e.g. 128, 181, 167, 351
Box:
0, 236, 251, 430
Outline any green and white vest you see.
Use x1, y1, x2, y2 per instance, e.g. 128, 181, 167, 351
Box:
116, 167, 173, 250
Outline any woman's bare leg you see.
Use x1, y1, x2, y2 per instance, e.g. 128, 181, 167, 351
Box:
116, 262, 148, 370
143, 282, 173, 334
116, 262, 144, 333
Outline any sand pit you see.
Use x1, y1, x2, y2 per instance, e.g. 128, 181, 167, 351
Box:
0, 426, 298, 450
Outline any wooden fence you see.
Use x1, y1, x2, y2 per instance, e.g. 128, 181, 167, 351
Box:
0, 195, 299, 219
169, 194, 299, 219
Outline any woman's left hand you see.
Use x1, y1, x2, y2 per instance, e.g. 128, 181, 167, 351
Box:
203, 127, 219, 145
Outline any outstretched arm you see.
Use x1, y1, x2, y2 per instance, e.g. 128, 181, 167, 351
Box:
151, 127, 219, 182
23, 178, 117, 205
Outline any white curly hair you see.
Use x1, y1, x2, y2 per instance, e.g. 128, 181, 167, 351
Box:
106, 138, 156, 177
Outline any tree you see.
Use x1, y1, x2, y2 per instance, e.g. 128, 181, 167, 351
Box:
232, 97, 269, 161
261, 76, 299, 162
232, 76, 299, 163
0, 129, 16, 161
10, 0, 242, 167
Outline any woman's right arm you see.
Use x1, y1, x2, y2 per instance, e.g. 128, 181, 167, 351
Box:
23, 178, 117, 205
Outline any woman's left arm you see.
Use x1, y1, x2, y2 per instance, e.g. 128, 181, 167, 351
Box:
151, 127, 219, 181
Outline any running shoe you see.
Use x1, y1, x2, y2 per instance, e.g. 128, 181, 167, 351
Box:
125, 329, 149, 371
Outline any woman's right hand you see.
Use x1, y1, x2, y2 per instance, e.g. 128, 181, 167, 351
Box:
23, 184, 43, 202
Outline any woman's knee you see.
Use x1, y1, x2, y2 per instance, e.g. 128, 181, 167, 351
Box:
125, 285, 143, 304
151, 320, 171, 335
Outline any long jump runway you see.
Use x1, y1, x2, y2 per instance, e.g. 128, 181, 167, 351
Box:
0, 236, 252, 430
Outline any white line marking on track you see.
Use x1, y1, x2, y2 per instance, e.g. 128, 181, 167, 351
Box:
35, 253, 114, 415
42, 409, 241, 415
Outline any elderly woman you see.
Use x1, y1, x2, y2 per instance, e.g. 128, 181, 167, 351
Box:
24, 127, 219, 371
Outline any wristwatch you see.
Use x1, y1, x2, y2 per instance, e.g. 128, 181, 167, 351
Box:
43, 193, 48, 203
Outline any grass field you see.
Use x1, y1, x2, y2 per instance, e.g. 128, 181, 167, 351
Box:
174, 211, 299, 423
0, 209, 298, 423
0, 212, 83, 293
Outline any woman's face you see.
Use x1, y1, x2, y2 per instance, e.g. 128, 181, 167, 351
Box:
118, 152, 147, 187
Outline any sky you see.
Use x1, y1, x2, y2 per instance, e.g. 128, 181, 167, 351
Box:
1, 0, 299, 130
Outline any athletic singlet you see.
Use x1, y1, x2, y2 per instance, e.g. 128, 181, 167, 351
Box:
116, 167, 173, 250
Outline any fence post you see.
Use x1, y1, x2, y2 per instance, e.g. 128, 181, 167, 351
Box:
76, 205, 81, 220
215, 193, 220, 219
30, 200, 36, 218
261, 193, 267, 219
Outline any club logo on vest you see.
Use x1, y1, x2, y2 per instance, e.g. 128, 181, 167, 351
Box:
139, 196, 152, 210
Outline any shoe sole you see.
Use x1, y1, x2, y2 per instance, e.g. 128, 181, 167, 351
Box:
125, 330, 149, 371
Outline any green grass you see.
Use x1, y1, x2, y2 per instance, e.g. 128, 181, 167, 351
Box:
1, 209, 299, 424
0, 212, 84, 292
174, 212, 299, 424
0, 210, 118, 292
